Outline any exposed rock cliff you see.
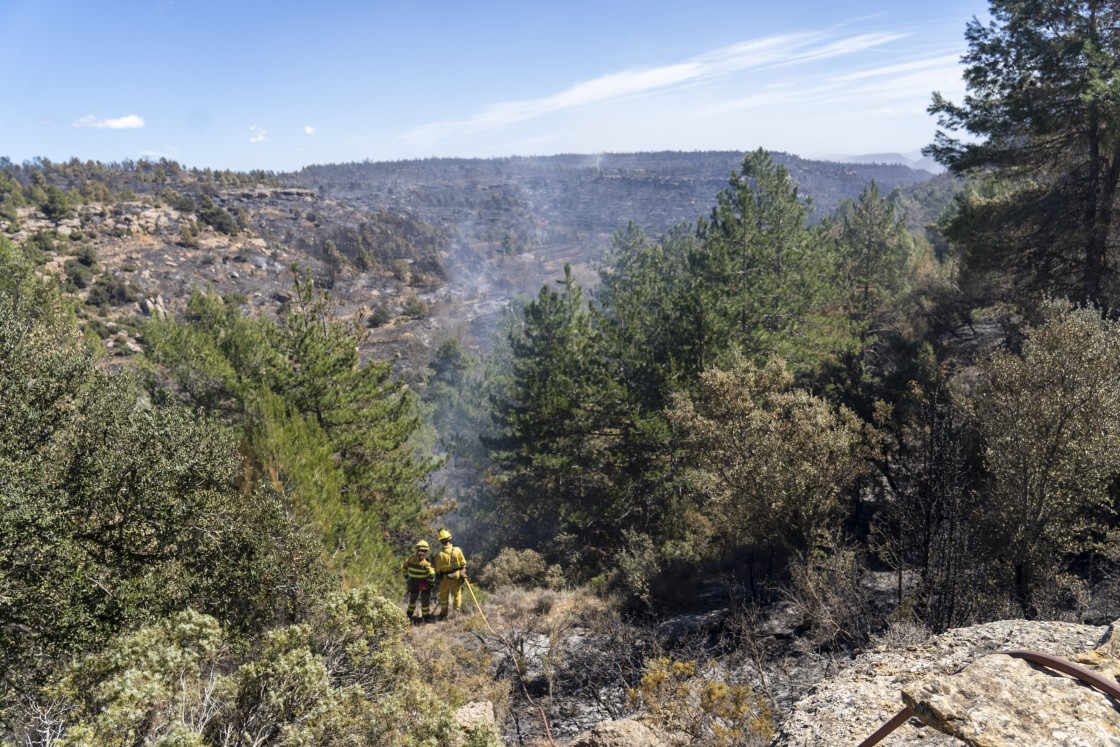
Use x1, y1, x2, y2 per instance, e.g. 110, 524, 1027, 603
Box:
774, 619, 1119, 746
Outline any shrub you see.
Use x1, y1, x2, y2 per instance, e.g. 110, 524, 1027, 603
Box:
784, 542, 876, 649
17, 590, 499, 747
629, 657, 772, 747
367, 304, 393, 327
480, 548, 564, 590
402, 295, 429, 319
62, 258, 94, 289
85, 274, 141, 308
667, 356, 870, 554
196, 196, 238, 236
70, 242, 98, 267
20, 232, 59, 265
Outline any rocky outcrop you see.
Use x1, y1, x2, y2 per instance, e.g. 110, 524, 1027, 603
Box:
903, 652, 1120, 746
774, 619, 1118, 747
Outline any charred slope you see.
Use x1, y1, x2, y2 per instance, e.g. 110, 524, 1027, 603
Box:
290, 151, 935, 246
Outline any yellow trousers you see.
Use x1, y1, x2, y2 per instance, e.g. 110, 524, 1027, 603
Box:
439, 575, 463, 615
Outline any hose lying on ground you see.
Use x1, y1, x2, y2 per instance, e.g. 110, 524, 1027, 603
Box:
463, 579, 557, 747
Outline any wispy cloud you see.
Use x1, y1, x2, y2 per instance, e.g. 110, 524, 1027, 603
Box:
697, 51, 963, 117
828, 54, 960, 82
73, 114, 145, 130
249, 125, 268, 143
304, 125, 317, 135
402, 29, 907, 148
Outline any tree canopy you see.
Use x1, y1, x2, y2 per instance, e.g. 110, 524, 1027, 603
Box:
928, 0, 1120, 307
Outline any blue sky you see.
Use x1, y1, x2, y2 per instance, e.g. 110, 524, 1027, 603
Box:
0, 0, 989, 171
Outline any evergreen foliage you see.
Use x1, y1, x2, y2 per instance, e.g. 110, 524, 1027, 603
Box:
478, 151, 918, 573
14, 590, 496, 747
927, 0, 1120, 307
144, 273, 440, 590
667, 356, 870, 554
0, 244, 330, 728
485, 265, 665, 557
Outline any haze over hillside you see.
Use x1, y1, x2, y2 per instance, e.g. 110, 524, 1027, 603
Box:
0, 150, 940, 373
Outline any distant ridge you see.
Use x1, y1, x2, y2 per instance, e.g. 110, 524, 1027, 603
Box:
290, 150, 937, 238
829, 150, 943, 174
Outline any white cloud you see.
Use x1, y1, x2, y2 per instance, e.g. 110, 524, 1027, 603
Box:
304, 125, 317, 135
401, 29, 907, 148
73, 114, 145, 130
249, 125, 268, 143
140, 146, 181, 160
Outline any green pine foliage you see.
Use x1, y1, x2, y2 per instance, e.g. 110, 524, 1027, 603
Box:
486, 265, 662, 558
927, 0, 1120, 308
695, 149, 843, 369
144, 271, 441, 590
479, 151, 919, 574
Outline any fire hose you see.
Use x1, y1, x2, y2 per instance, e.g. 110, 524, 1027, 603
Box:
463, 578, 558, 747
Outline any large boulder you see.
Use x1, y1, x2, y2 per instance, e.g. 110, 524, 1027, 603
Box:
773, 619, 1116, 747
569, 719, 667, 747
454, 700, 496, 732
903, 653, 1120, 746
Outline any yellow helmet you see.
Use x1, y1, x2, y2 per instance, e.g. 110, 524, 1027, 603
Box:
415, 539, 429, 552
437, 528, 452, 543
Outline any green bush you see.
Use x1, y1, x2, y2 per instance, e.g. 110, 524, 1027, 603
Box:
85, 274, 141, 309
63, 258, 94, 289
0, 247, 332, 724
20, 231, 59, 265
402, 295, 429, 319
195, 196, 238, 236
15, 590, 498, 747
367, 304, 393, 327
480, 548, 564, 590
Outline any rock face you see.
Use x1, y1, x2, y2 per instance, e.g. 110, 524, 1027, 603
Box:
904, 654, 1120, 746
773, 619, 1118, 747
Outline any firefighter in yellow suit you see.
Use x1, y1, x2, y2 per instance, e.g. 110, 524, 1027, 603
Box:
403, 539, 436, 623
433, 528, 467, 620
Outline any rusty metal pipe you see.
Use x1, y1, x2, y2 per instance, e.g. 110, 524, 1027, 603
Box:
853, 649, 1120, 746
1001, 649, 1120, 702
855, 706, 914, 747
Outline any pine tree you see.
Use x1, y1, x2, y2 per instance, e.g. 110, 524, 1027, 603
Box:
144, 271, 438, 588
927, 0, 1120, 307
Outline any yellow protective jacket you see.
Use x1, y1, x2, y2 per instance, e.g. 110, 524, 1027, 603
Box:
434, 544, 467, 580
403, 553, 435, 581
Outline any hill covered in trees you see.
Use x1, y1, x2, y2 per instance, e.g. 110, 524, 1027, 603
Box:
5, 2, 1120, 742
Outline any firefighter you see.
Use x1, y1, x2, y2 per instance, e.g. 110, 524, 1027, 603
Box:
433, 528, 467, 620
403, 539, 436, 623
